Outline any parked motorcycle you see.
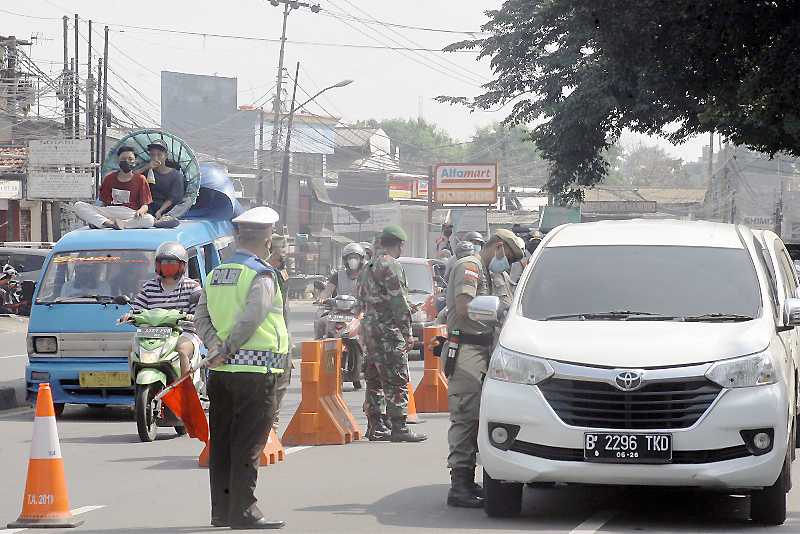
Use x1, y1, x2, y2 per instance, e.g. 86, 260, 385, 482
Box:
317, 294, 363, 390
119, 306, 205, 442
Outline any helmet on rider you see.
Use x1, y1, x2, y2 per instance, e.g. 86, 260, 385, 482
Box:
155, 241, 189, 280
342, 242, 365, 272
461, 231, 485, 252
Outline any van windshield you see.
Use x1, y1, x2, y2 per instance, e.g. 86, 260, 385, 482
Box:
36, 250, 155, 304
520, 245, 762, 321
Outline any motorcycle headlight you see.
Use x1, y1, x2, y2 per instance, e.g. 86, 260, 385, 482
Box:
139, 349, 161, 364
488, 346, 554, 386
705, 351, 778, 388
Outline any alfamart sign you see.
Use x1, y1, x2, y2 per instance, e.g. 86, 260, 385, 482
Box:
434, 163, 498, 204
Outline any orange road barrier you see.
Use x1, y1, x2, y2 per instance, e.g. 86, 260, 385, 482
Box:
414, 325, 449, 413
282, 339, 362, 445
8, 384, 83, 529
406, 381, 421, 423
199, 428, 285, 468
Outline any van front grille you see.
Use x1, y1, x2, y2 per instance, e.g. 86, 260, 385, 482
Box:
538, 377, 722, 430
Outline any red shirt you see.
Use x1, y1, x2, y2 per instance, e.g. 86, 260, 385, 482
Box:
99, 171, 153, 211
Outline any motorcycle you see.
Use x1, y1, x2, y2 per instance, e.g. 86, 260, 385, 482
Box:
0, 264, 29, 315
119, 306, 205, 442
317, 294, 363, 390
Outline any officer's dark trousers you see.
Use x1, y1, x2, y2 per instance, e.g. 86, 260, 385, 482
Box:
208, 370, 277, 525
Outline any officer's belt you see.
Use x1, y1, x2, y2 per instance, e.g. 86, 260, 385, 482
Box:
458, 332, 494, 347
228, 350, 289, 370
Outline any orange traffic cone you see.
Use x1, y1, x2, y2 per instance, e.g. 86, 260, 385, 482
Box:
406, 382, 422, 424
7, 384, 83, 529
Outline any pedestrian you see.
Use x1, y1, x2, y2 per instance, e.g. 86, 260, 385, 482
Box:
445, 231, 485, 280
444, 229, 523, 508
267, 234, 292, 430
72, 145, 155, 229
358, 225, 428, 443
193, 206, 289, 530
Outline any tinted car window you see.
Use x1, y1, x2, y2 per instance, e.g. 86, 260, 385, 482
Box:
521, 245, 761, 320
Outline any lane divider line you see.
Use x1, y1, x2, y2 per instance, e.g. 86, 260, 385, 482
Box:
0, 354, 26, 359
569, 510, 618, 534
2, 505, 106, 533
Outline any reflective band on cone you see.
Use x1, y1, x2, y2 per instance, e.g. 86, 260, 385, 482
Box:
7, 384, 84, 529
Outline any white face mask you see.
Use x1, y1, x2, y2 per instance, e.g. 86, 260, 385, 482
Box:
347, 258, 361, 271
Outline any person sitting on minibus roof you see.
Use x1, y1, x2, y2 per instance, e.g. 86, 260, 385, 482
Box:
141, 139, 185, 229
72, 145, 155, 230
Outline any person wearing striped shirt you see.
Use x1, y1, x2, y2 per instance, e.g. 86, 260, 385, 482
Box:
125, 242, 202, 375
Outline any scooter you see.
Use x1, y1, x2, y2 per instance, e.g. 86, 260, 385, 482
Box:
319, 294, 363, 390
119, 307, 205, 442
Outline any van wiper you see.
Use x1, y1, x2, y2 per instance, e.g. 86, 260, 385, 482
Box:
52, 295, 116, 304
682, 313, 754, 322
543, 311, 679, 321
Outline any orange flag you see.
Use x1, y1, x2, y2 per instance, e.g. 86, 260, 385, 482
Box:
161, 378, 209, 443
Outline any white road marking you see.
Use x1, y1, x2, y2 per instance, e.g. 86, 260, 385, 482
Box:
1, 505, 105, 533
569, 510, 617, 534
285, 446, 311, 455
0, 354, 26, 359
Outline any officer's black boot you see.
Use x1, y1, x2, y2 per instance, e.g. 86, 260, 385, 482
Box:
468, 467, 484, 498
381, 413, 392, 430
390, 416, 428, 443
447, 468, 484, 508
366, 414, 391, 441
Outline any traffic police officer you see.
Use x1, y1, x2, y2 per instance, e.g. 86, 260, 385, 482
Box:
194, 206, 288, 530
445, 229, 523, 508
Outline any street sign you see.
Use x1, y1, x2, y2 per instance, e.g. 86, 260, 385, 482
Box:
27, 171, 94, 200
450, 208, 488, 235
0, 179, 22, 200
434, 163, 497, 204
28, 139, 92, 166
582, 200, 657, 214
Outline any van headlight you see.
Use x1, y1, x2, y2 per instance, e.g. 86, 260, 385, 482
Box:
705, 351, 778, 388
488, 346, 554, 385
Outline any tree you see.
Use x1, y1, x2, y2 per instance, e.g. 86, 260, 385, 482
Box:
619, 144, 687, 187
466, 123, 549, 186
377, 118, 465, 171
438, 1, 800, 203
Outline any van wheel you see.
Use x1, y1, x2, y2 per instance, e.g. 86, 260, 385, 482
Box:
483, 471, 523, 518
750, 454, 789, 525
53, 403, 65, 417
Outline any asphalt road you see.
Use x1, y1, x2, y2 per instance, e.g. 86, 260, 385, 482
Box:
3, 302, 800, 532
0, 316, 29, 409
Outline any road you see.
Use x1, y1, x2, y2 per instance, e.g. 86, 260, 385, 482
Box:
2, 302, 800, 532
0, 316, 29, 409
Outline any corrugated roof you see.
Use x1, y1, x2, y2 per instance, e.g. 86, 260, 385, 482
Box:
335, 127, 379, 148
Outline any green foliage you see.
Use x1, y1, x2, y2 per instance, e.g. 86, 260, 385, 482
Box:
438, 0, 800, 203
377, 118, 465, 171
466, 122, 548, 186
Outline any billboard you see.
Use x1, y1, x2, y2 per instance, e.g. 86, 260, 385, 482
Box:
434, 163, 497, 204
28, 139, 92, 166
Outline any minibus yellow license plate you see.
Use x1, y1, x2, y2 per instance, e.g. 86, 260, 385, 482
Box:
79, 371, 131, 388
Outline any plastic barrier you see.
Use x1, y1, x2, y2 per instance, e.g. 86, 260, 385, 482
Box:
199, 428, 285, 468
8, 384, 83, 529
414, 325, 449, 413
282, 339, 362, 445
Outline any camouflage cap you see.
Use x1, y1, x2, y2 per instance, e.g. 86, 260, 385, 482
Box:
494, 228, 524, 261
380, 224, 408, 242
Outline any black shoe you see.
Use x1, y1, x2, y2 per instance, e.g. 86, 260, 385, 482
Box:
229, 517, 286, 530
366, 414, 391, 441
390, 416, 428, 443
447, 468, 484, 508
154, 216, 179, 228
210, 517, 229, 527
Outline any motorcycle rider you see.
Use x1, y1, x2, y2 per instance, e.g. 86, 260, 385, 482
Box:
360, 241, 374, 262
123, 242, 202, 375
314, 243, 366, 338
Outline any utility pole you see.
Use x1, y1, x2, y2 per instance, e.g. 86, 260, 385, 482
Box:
95, 57, 103, 184
62, 16, 70, 133
266, 0, 321, 205
257, 108, 265, 205
5, 36, 18, 241
86, 20, 95, 191
279, 61, 300, 225
73, 13, 79, 138
100, 26, 109, 168
706, 131, 714, 188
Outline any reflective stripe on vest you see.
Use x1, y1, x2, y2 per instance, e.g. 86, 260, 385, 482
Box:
204, 253, 289, 373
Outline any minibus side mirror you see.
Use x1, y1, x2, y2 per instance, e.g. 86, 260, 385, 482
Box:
468, 295, 501, 324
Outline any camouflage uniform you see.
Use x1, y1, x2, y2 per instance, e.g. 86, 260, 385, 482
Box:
357, 246, 412, 419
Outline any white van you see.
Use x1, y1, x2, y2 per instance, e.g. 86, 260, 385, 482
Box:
471, 220, 800, 525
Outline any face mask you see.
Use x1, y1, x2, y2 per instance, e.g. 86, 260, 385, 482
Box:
347, 258, 361, 271
473, 243, 482, 253
157, 261, 182, 279
489, 255, 510, 274
119, 160, 133, 173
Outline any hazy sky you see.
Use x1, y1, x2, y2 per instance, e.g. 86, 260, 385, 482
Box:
6, 0, 705, 162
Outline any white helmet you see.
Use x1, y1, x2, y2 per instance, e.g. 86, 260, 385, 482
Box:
342, 243, 365, 260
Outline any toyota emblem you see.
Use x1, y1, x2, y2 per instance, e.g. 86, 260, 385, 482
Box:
614, 370, 643, 391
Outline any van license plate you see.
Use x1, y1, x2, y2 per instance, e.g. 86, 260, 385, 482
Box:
79, 371, 131, 388
584, 432, 672, 464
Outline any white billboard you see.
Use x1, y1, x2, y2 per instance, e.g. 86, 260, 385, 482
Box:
27, 171, 94, 200
28, 139, 92, 166
434, 163, 498, 204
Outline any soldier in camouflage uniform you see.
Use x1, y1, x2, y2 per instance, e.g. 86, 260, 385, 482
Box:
358, 225, 428, 443
445, 229, 523, 507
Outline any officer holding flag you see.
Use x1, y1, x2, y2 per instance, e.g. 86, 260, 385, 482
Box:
194, 206, 289, 530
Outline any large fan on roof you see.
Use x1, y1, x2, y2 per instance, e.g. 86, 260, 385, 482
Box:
101, 129, 201, 209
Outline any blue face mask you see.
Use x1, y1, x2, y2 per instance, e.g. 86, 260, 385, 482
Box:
473, 243, 482, 253
489, 255, 510, 273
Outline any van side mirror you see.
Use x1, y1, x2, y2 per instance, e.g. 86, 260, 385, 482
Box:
784, 298, 800, 328
468, 295, 501, 324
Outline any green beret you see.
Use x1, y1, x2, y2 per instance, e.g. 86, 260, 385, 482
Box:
380, 224, 408, 242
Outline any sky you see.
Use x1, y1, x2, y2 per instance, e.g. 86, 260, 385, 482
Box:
4, 0, 706, 162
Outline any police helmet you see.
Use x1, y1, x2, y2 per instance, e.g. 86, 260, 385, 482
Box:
461, 231, 485, 245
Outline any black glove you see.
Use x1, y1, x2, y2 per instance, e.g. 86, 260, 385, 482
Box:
432, 336, 447, 357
